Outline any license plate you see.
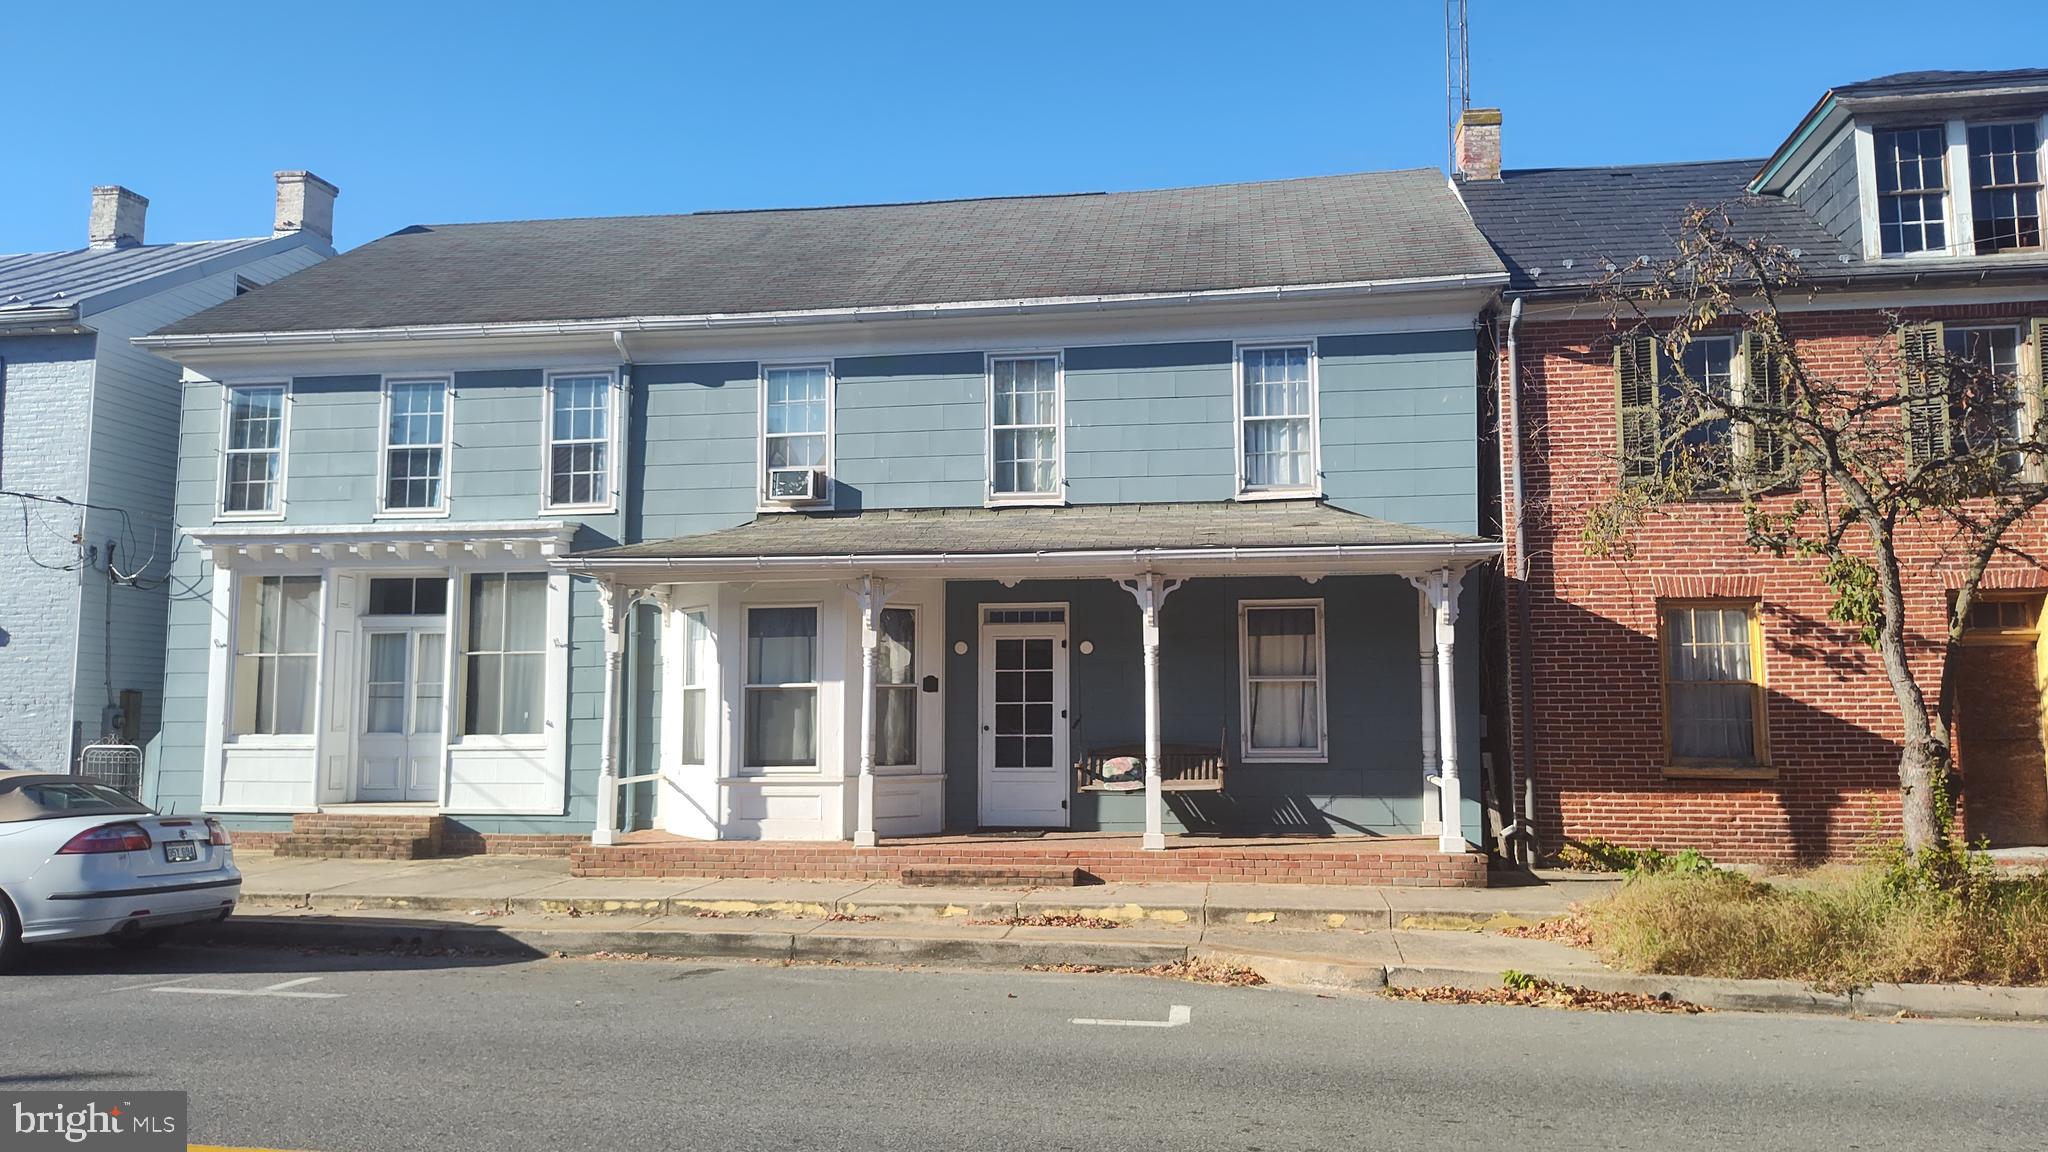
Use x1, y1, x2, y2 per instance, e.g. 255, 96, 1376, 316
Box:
162, 840, 200, 863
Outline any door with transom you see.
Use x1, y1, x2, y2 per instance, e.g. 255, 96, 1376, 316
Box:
356, 576, 449, 802
978, 606, 1070, 828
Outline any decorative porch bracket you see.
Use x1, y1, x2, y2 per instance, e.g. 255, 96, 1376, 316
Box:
1117, 573, 1184, 850
853, 574, 895, 848
1406, 567, 1468, 853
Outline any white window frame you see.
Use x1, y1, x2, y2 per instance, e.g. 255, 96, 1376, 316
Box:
984, 351, 1066, 506
217, 381, 290, 521
1236, 598, 1329, 763
541, 368, 621, 513
1860, 122, 1957, 261
1963, 119, 2047, 256
757, 362, 834, 511
376, 375, 452, 518
676, 606, 712, 769
741, 603, 821, 773
1232, 339, 1321, 500
873, 604, 919, 772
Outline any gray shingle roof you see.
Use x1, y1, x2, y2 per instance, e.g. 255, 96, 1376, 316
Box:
578, 501, 1485, 563
1832, 69, 2048, 99
1457, 160, 1860, 294
0, 238, 277, 317
155, 170, 1505, 337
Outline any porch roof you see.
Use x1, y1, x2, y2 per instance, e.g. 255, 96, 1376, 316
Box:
562, 501, 1497, 581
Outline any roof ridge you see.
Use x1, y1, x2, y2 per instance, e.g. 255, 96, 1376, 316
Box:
407, 168, 1448, 232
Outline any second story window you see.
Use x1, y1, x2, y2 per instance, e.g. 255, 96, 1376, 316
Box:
762, 364, 830, 504
382, 378, 448, 513
1238, 343, 1316, 495
1875, 126, 1949, 257
989, 354, 1060, 500
221, 384, 286, 516
546, 372, 615, 510
1968, 122, 2043, 254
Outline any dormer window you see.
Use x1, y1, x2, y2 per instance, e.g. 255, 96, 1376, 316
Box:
1875, 126, 1949, 256
1968, 122, 2043, 253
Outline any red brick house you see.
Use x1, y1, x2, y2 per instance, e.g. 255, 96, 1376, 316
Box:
1457, 70, 2048, 864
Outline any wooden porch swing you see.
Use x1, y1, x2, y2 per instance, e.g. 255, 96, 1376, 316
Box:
1074, 725, 1229, 793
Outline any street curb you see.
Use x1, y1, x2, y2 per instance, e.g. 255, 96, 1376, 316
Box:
199, 913, 2048, 1021
237, 889, 1549, 932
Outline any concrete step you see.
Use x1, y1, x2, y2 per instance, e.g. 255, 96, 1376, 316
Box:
900, 864, 1084, 887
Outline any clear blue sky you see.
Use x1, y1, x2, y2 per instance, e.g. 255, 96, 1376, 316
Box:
4, 1, 2044, 253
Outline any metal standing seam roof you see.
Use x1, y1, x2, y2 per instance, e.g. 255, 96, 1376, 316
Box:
573, 501, 1489, 564
153, 168, 1507, 338
0, 237, 279, 316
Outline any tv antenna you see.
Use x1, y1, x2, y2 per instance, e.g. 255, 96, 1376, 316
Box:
1446, 0, 1470, 159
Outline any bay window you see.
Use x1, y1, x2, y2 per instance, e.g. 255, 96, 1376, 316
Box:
745, 607, 817, 768
875, 607, 916, 767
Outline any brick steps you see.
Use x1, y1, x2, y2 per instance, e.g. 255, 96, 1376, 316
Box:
274, 813, 445, 860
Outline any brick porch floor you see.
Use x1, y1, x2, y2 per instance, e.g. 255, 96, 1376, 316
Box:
569, 830, 1489, 888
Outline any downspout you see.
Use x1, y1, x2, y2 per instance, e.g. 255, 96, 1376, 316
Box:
1503, 296, 1539, 864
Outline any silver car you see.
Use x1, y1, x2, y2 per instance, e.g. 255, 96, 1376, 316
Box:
0, 770, 240, 967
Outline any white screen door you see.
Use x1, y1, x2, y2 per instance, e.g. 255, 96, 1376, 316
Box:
978, 608, 1069, 828
357, 629, 444, 802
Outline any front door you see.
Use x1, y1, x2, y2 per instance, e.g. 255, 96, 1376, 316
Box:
357, 629, 445, 802
979, 608, 1070, 828
1955, 599, 2048, 847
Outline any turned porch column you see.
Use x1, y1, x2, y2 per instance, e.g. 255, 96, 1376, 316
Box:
853, 575, 892, 848
592, 580, 628, 848
1409, 567, 1468, 853
1118, 573, 1183, 851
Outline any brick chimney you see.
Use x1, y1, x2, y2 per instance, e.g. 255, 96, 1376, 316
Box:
88, 185, 148, 249
273, 170, 339, 243
1454, 108, 1503, 181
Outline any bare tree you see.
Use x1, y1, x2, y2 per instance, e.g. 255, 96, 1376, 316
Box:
1580, 206, 2048, 857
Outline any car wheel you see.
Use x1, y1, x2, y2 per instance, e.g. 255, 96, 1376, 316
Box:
0, 893, 22, 972
106, 926, 175, 952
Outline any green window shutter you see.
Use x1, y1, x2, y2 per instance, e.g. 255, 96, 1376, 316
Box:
1900, 322, 1948, 466
1741, 331, 1787, 478
1616, 330, 1660, 481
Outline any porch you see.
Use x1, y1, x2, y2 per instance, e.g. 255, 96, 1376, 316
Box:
564, 501, 1498, 862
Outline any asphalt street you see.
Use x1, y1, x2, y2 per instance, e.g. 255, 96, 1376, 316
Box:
2, 942, 2044, 1152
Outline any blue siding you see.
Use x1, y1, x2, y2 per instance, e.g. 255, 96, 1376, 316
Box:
631, 361, 758, 542
1319, 330, 1480, 534
833, 351, 985, 509
281, 374, 381, 523
1064, 341, 1236, 504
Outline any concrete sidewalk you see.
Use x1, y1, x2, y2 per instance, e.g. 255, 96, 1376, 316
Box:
213, 852, 2048, 1023
233, 851, 1615, 929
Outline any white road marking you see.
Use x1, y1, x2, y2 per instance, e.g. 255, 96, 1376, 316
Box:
109, 976, 197, 993
152, 976, 343, 1000
1071, 1004, 1191, 1028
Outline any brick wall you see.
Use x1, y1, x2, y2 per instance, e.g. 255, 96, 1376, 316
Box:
1500, 299, 2048, 863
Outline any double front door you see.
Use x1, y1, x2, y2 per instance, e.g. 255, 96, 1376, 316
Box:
358, 627, 445, 802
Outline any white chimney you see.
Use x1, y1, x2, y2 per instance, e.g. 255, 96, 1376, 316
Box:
1454, 108, 1503, 182
88, 185, 148, 249
273, 170, 339, 243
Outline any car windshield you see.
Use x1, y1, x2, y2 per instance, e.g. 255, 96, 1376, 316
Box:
0, 778, 153, 822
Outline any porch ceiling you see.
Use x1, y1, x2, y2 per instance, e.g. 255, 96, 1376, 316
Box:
559, 500, 1497, 582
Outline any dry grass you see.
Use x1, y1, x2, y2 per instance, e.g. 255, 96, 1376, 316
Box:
1584, 865, 2048, 989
